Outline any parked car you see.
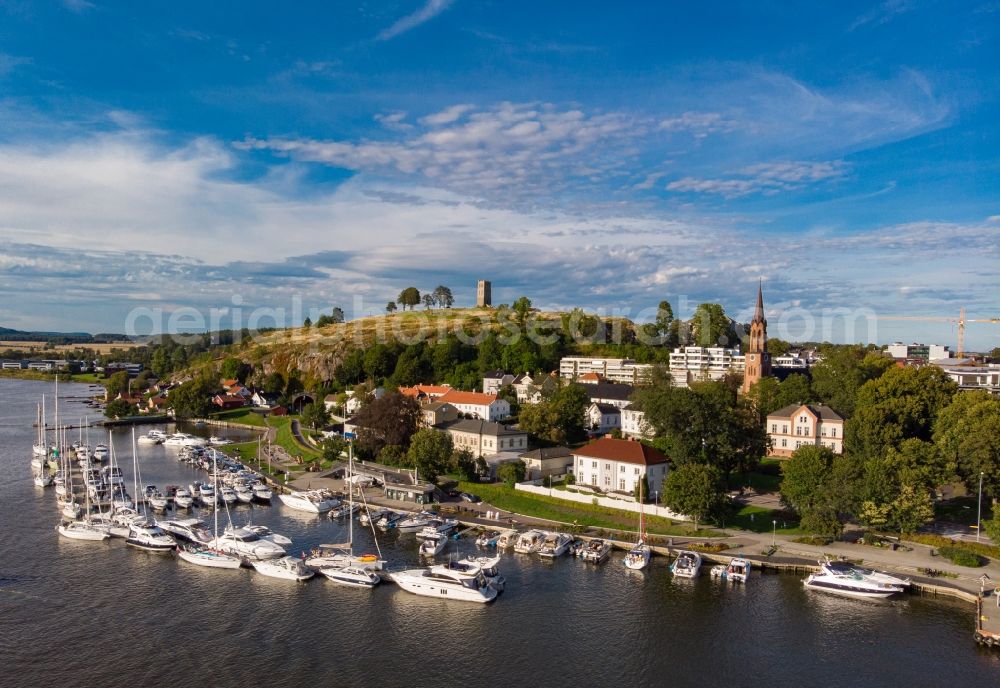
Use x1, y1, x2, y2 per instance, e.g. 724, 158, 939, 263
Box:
459, 492, 481, 503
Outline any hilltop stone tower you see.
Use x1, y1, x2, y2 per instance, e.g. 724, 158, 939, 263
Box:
742, 282, 771, 395
476, 280, 492, 308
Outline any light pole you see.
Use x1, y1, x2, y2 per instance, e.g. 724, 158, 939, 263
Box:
977, 471, 984, 543
772, 520, 777, 547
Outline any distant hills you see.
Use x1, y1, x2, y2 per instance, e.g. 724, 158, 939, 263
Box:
0, 327, 130, 344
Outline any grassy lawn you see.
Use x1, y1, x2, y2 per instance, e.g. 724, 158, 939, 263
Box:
209, 407, 268, 426
269, 416, 321, 461
70, 373, 103, 384
456, 481, 723, 537
724, 504, 806, 535
736, 457, 783, 493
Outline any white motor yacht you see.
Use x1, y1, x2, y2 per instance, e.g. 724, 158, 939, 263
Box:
246, 525, 293, 547
495, 529, 519, 549
803, 570, 904, 599
234, 484, 254, 504
513, 529, 546, 554
671, 551, 702, 578
711, 558, 753, 583
819, 559, 910, 588
211, 527, 286, 559
250, 556, 314, 581
102, 465, 124, 486
148, 490, 169, 511
538, 532, 573, 558
220, 486, 239, 505
92, 444, 109, 461
159, 518, 213, 544
177, 544, 243, 569
278, 490, 339, 514
164, 433, 207, 447
319, 564, 380, 588
443, 555, 505, 592
199, 483, 217, 506
579, 539, 612, 564
137, 433, 163, 445
252, 483, 273, 502
419, 534, 448, 557
392, 566, 498, 603
57, 521, 110, 542
209, 436, 233, 446
396, 513, 434, 533
173, 488, 194, 509
126, 524, 177, 552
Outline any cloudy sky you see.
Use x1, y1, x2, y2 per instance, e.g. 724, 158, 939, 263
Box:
0, 1, 998, 349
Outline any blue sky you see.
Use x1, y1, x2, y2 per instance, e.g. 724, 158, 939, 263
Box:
0, 1, 998, 349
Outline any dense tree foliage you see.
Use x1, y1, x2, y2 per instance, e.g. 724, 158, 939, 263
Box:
518, 383, 589, 444
845, 365, 957, 460
300, 402, 331, 431
353, 392, 421, 458
405, 428, 454, 482
432, 285, 454, 308
809, 346, 894, 417
170, 377, 216, 419
636, 377, 766, 481
934, 390, 1000, 501
663, 463, 726, 529
104, 398, 137, 419
497, 460, 526, 487
397, 287, 421, 310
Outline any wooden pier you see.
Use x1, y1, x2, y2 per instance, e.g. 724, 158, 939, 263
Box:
975, 586, 1000, 647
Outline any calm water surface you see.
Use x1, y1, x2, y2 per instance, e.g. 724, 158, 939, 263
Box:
1, 378, 997, 687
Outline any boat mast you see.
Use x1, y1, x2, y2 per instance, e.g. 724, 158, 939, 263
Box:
54, 375, 59, 459
348, 441, 354, 554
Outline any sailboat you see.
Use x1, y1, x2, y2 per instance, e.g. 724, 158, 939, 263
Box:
31, 400, 47, 459
177, 448, 242, 569
317, 442, 381, 588
623, 482, 651, 571
58, 426, 109, 542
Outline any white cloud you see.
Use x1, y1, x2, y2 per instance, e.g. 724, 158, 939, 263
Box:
377, 0, 455, 41
239, 102, 641, 196
667, 160, 849, 197
658, 111, 735, 138
419, 103, 474, 126
0, 53, 30, 77
849, 0, 914, 31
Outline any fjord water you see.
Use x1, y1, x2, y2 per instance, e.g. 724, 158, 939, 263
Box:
1, 379, 997, 687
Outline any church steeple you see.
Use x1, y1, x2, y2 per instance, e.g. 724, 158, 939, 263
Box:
753, 280, 765, 324
742, 281, 771, 394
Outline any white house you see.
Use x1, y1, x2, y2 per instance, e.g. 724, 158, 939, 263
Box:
483, 370, 515, 395
766, 403, 845, 457
621, 403, 653, 439
436, 419, 528, 457
572, 437, 669, 497
512, 373, 556, 403
586, 402, 621, 434
251, 391, 280, 408
438, 390, 510, 421
343, 387, 385, 415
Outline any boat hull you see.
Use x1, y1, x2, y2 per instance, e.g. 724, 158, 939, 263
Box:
177, 548, 243, 569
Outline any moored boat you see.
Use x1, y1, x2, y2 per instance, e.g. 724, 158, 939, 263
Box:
671, 551, 702, 578
250, 556, 314, 581
710, 557, 752, 583
579, 539, 612, 564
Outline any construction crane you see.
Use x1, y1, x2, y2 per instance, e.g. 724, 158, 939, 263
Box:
878, 307, 1000, 358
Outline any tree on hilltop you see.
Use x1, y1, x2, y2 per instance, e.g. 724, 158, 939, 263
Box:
432, 285, 454, 308
398, 287, 421, 310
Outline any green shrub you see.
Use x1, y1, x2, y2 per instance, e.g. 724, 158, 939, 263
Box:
792, 535, 834, 546
902, 532, 1000, 560
937, 546, 987, 567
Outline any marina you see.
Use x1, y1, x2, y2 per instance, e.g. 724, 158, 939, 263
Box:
3, 379, 1000, 686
